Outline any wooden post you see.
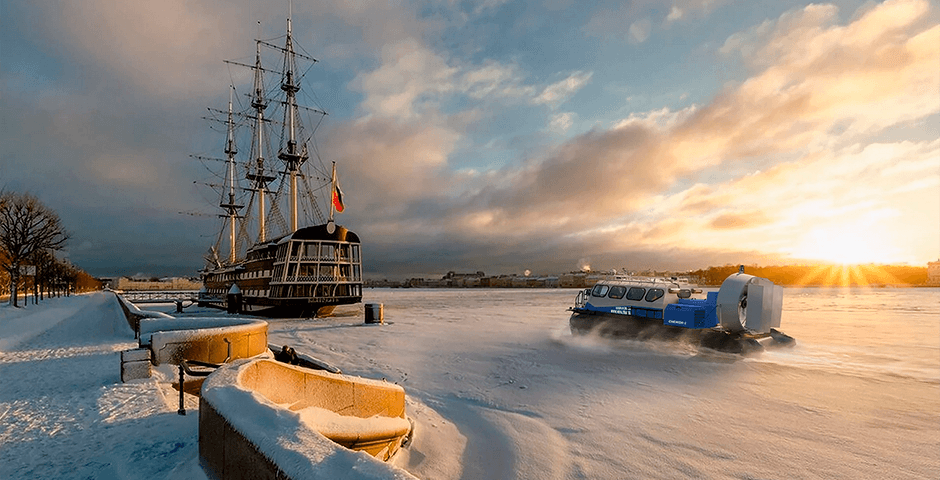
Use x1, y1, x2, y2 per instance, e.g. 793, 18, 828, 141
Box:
178, 364, 186, 416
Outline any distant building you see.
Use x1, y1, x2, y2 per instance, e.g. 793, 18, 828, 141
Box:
364, 279, 403, 288
366, 269, 698, 289
113, 277, 202, 291
404, 278, 427, 288
441, 271, 485, 287
559, 272, 589, 288
928, 260, 940, 286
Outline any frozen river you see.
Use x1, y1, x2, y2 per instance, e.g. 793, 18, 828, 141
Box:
1, 287, 938, 479
270, 287, 940, 479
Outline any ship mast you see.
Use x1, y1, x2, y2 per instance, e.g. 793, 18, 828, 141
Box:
246, 39, 275, 243
220, 86, 244, 264
276, 15, 308, 232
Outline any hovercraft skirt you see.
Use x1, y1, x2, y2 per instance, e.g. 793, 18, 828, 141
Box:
569, 310, 794, 354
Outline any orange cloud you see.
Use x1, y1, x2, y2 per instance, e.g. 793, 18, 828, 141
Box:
678, 0, 939, 165
406, 0, 940, 264
709, 212, 771, 230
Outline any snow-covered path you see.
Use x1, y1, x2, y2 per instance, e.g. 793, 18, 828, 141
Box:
0, 293, 204, 479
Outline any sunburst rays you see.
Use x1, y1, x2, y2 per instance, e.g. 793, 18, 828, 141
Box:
792, 264, 905, 287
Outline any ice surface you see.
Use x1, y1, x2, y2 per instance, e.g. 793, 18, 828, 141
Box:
1, 288, 938, 479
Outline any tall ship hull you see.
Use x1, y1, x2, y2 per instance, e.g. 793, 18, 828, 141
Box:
199, 223, 362, 317
194, 15, 362, 317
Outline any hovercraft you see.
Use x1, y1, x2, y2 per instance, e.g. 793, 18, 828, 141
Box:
569, 266, 795, 354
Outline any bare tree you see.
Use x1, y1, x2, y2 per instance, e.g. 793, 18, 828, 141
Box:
0, 248, 8, 299
0, 192, 69, 307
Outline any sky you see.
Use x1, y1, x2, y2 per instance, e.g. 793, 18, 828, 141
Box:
1, 0, 938, 279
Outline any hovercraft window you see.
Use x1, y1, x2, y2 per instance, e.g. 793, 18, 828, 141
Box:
626, 287, 646, 301
591, 285, 609, 297
645, 288, 665, 302
607, 285, 626, 299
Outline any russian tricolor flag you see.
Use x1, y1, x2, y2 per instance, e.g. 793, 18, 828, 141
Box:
331, 163, 345, 213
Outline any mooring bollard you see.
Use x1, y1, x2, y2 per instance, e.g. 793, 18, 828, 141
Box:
365, 303, 384, 324
178, 363, 186, 416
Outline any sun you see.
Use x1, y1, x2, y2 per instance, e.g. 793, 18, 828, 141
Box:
789, 223, 902, 266
788, 223, 909, 286
805, 231, 877, 265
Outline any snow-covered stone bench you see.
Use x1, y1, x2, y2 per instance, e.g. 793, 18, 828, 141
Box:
199, 358, 417, 480
137, 317, 269, 366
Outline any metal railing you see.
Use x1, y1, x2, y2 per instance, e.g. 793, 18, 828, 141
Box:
573, 289, 590, 309
122, 290, 199, 303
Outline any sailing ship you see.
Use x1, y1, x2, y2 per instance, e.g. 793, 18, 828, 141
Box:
196, 16, 362, 317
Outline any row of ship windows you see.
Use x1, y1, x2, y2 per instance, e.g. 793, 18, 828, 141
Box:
592, 285, 665, 302
272, 264, 361, 281
205, 288, 265, 296
270, 283, 362, 298
212, 270, 271, 282
279, 241, 361, 262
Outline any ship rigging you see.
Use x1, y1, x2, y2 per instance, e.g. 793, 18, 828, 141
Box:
196, 15, 362, 317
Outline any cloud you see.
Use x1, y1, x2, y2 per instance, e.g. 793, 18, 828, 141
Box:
470, 0, 514, 16
322, 116, 459, 219
629, 18, 653, 43
586, 0, 732, 38
373, 0, 940, 272
334, 0, 938, 275
709, 212, 771, 230
355, 40, 458, 119
461, 61, 535, 100
18, 0, 255, 100
534, 71, 593, 107
355, 45, 590, 120
0, 80, 199, 209
672, 0, 939, 167
549, 112, 576, 133
635, 138, 940, 262
4, 0, 937, 278
666, 7, 684, 23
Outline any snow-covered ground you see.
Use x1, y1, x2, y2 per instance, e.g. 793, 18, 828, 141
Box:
0, 293, 205, 479
1, 288, 938, 479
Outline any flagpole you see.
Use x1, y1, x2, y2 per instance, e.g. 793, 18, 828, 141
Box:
330, 161, 336, 222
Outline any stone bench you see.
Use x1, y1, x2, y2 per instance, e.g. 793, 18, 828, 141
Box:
200, 358, 416, 480
122, 317, 270, 382
138, 317, 268, 367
